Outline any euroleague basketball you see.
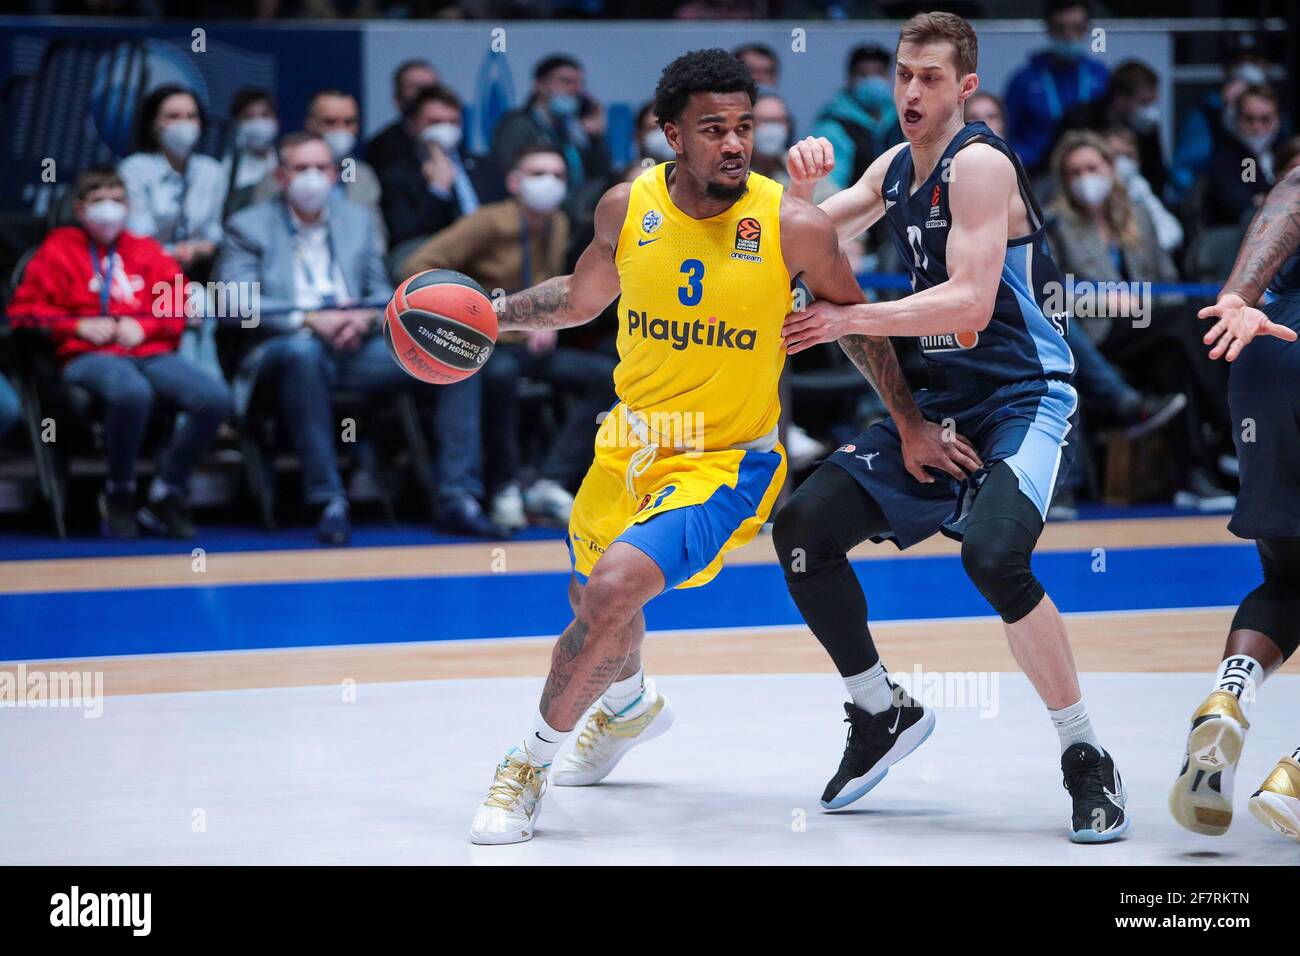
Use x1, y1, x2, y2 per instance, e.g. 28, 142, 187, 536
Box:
383, 269, 498, 384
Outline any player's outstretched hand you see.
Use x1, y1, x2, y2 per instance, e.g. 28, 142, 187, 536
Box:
1199, 293, 1297, 362
782, 301, 857, 354
786, 136, 834, 192
900, 419, 983, 484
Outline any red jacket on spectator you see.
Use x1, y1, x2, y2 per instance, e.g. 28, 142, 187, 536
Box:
8, 226, 187, 362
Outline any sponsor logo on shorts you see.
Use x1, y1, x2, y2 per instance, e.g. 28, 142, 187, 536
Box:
837, 443, 856, 453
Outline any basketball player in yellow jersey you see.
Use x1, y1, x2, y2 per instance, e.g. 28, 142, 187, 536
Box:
469, 49, 972, 844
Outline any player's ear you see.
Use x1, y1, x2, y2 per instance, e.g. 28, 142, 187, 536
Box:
958, 72, 980, 104
663, 122, 681, 155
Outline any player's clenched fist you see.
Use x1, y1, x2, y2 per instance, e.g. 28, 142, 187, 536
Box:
786, 136, 834, 187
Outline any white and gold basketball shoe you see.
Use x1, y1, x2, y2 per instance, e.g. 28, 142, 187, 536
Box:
552, 681, 674, 787
1169, 691, 1249, 836
1248, 755, 1300, 842
469, 749, 549, 845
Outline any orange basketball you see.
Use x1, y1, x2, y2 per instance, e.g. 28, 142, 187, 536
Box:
383, 270, 498, 384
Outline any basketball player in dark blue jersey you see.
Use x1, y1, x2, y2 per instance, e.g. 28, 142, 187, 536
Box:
1168, 163, 1300, 843
772, 11, 1128, 842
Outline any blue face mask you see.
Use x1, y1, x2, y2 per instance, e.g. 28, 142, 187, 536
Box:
548, 94, 580, 118
1050, 38, 1089, 60
853, 75, 892, 109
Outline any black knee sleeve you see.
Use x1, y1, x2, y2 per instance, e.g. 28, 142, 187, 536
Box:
1231, 537, 1300, 661
960, 463, 1046, 624
773, 465, 890, 677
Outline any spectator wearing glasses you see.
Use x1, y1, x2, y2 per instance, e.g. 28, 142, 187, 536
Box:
1204, 85, 1283, 227
9, 167, 232, 539
118, 85, 227, 279
218, 133, 495, 544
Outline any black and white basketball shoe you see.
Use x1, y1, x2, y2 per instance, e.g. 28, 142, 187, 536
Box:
1062, 743, 1130, 843
820, 689, 935, 810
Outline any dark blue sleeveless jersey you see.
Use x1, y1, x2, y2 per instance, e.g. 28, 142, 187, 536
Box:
1266, 250, 1300, 300
882, 121, 1073, 387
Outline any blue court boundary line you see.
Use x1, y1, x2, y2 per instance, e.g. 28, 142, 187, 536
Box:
0, 541, 1257, 662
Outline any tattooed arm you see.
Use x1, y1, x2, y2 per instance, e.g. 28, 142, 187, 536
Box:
1198, 168, 1300, 361
780, 194, 982, 483
497, 183, 629, 332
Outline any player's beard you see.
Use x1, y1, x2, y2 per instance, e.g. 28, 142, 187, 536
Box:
705, 176, 748, 201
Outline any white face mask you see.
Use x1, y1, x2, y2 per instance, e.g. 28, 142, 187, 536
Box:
288, 168, 333, 214
421, 122, 462, 152
1241, 129, 1277, 156
1128, 102, 1160, 133
83, 199, 127, 244
1112, 154, 1139, 184
1070, 171, 1113, 208
641, 129, 675, 162
237, 117, 278, 152
159, 120, 200, 158
519, 173, 566, 213
753, 122, 789, 158
322, 129, 356, 160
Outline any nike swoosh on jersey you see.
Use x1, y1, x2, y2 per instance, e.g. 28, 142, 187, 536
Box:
637, 237, 660, 246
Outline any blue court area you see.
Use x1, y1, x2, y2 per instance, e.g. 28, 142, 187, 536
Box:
0, 539, 1260, 661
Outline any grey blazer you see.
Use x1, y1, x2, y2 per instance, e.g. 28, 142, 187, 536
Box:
215, 194, 394, 416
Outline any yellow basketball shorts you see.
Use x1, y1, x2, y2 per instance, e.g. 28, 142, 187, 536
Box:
566, 414, 787, 591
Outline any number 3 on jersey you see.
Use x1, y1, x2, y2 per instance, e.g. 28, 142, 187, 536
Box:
678, 259, 705, 306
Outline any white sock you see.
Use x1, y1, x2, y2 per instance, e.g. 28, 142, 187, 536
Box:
1214, 655, 1263, 717
601, 666, 649, 717
844, 660, 894, 715
523, 711, 566, 767
1049, 699, 1100, 755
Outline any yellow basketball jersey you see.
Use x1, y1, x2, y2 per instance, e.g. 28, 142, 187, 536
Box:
613, 162, 790, 451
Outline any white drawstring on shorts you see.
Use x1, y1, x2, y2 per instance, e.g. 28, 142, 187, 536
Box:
625, 442, 660, 498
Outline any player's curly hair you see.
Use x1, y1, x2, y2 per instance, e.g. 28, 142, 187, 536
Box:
652, 49, 757, 128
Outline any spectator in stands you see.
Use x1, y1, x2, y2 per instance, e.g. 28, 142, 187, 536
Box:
119, 85, 226, 278
0, 374, 20, 444
733, 43, 779, 94
9, 167, 232, 539
964, 90, 1006, 138
633, 101, 674, 167
1104, 126, 1182, 251
218, 133, 495, 543
365, 59, 441, 177
1055, 60, 1167, 198
222, 88, 280, 218
1170, 42, 1273, 201
1203, 85, 1282, 227
379, 85, 504, 250
1047, 131, 1235, 509
250, 90, 386, 249
399, 145, 615, 531
810, 43, 902, 194
1003, 0, 1108, 174
750, 94, 793, 187
490, 55, 610, 190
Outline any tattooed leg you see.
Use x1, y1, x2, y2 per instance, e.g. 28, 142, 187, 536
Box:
538, 543, 663, 729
